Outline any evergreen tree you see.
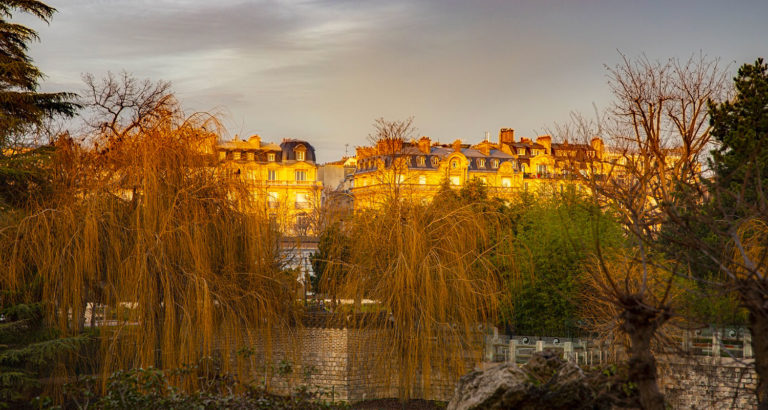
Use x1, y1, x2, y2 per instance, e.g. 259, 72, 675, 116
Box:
707, 58, 768, 408
0, 0, 76, 150
709, 58, 768, 209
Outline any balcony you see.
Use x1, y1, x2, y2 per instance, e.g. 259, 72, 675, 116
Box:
248, 180, 322, 187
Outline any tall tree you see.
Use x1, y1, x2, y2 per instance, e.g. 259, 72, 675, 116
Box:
0, 0, 76, 150
555, 53, 728, 410
707, 58, 768, 408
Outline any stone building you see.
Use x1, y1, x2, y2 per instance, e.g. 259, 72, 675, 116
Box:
216, 135, 323, 235
351, 128, 606, 209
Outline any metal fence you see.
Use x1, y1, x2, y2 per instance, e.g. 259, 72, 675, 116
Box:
485, 327, 753, 366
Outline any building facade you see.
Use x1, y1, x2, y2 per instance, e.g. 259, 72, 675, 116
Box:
216, 135, 322, 234
351, 128, 605, 209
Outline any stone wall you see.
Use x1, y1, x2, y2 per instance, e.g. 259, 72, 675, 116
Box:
659, 357, 757, 409
222, 326, 460, 402
223, 328, 761, 407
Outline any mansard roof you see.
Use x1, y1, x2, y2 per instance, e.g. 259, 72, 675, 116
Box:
280, 139, 317, 162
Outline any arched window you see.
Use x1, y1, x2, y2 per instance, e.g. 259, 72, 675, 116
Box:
417, 156, 426, 166
431, 157, 439, 166
491, 159, 499, 168
451, 159, 459, 169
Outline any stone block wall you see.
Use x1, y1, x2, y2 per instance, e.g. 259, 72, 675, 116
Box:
222, 326, 460, 402
659, 357, 757, 409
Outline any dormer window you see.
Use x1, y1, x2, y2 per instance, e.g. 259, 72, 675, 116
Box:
451, 159, 459, 169
491, 159, 499, 169
431, 157, 438, 166
417, 156, 426, 166
478, 159, 486, 168
296, 151, 305, 161
267, 152, 275, 162
518, 148, 526, 156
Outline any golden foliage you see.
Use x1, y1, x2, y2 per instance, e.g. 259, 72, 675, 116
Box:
0, 110, 297, 392
321, 199, 512, 398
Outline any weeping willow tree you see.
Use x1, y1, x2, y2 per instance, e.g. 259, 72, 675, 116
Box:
319, 193, 514, 399
0, 104, 299, 399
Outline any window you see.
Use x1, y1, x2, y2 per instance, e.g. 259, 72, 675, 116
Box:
417, 156, 426, 166
296, 151, 305, 161
418, 175, 426, 185
267, 152, 276, 162
537, 164, 547, 175
450, 176, 461, 185
396, 174, 405, 184
267, 169, 277, 181
295, 213, 309, 233
477, 177, 487, 184
296, 192, 309, 209
431, 157, 438, 166
295, 170, 307, 181
451, 160, 459, 169
478, 159, 485, 168
491, 159, 499, 169
233, 151, 242, 160
502, 177, 512, 187
268, 192, 279, 208
518, 148, 526, 156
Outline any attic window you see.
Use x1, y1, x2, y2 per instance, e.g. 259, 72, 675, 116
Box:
491, 159, 499, 169
418, 156, 426, 166
268, 153, 275, 162
451, 159, 459, 169
478, 159, 485, 168
296, 151, 305, 161
431, 157, 438, 166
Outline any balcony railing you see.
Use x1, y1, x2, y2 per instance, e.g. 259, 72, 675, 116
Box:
246, 180, 322, 187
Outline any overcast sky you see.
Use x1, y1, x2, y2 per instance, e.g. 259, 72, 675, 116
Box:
23, 0, 768, 162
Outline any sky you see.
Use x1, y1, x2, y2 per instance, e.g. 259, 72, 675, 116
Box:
22, 0, 768, 163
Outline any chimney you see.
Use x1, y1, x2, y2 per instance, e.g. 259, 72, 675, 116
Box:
418, 136, 431, 154
590, 137, 604, 158
452, 139, 463, 152
499, 128, 515, 145
247, 134, 261, 148
536, 135, 552, 155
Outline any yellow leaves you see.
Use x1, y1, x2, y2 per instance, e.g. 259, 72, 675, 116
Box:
731, 218, 768, 281
321, 201, 513, 398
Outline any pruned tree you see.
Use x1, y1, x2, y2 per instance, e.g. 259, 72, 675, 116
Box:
554, 53, 729, 410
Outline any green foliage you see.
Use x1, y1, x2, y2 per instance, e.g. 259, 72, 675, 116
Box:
503, 192, 624, 336
56, 366, 349, 410
709, 58, 768, 209
310, 222, 351, 295
0, 0, 77, 149
0, 299, 92, 408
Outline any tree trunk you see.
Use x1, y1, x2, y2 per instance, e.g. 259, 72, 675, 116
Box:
621, 298, 668, 410
743, 284, 768, 410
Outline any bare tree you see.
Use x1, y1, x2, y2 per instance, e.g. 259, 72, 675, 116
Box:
363, 117, 417, 205
555, 53, 728, 410
80, 71, 178, 142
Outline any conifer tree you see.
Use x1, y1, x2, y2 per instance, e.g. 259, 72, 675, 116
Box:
708, 58, 768, 408
0, 0, 76, 149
